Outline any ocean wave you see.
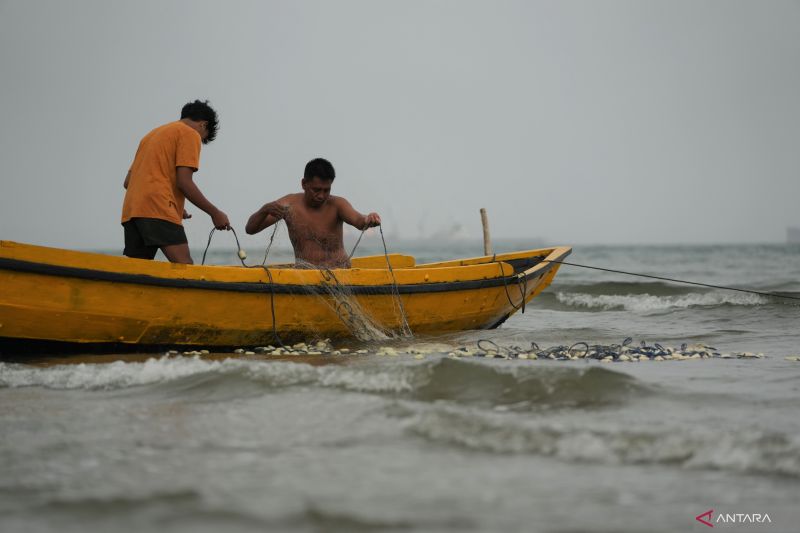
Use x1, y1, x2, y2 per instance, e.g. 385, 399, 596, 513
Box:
0, 357, 412, 394
0, 357, 230, 391
554, 281, 699, 297
554, 291, 767, 312
408, 407, 800, 477
410, 358, 645, 409
0, 356, 646, 409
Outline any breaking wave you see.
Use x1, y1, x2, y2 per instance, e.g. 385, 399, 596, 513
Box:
0, 357, 412, 394
553, 281, 699, 297
554, 290, 767, 312
0, 356, 647, 409
2, 355, 797, 478
407, 406, 800, 477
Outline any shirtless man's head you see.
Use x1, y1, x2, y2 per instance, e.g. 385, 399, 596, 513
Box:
301, 158, 336, 208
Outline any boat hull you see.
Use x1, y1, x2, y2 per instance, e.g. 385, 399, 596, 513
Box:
0, 241, 570, 350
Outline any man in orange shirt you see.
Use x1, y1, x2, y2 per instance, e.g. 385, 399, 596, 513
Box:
121, 100, 230, 264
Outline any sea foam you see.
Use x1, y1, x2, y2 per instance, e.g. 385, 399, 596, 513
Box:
0, 356, 418, 394
556, 291, 767, 312
408, 406, 800, 477
0, 357, 645, 412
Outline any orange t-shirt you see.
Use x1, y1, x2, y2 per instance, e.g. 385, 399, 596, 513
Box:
121, 121, 201, 226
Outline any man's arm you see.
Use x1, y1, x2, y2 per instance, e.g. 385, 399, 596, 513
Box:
124, 171, 131, 189
246, 198, 290, 234
336, 197, 381, 230
176, 166, 230, 230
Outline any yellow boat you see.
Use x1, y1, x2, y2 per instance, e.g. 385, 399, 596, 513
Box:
0, 240, 571, 350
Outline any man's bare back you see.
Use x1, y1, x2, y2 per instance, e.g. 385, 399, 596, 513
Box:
245, 159, 380, 269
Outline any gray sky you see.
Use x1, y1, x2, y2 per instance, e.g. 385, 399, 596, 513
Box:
1, 0, 798, 250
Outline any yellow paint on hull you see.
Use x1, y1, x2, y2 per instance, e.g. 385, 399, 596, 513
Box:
0, 240, 570, 347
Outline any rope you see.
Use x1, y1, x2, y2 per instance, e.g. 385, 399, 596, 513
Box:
348, 228, 367, 260
261, 222, 281, 265
342, 224, 412, 336
380, 225, 412, 335
259, 266, 285, 348
540, 259, 800, 302
201, 227, 248, 267
492, 254, 528, 313
200, 225, 286, 346
200, 228, 216, 266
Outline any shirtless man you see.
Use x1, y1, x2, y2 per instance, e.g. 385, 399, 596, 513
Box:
245, 158, 380, 268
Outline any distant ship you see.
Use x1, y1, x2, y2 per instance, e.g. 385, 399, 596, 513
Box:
788, 227, 800, 244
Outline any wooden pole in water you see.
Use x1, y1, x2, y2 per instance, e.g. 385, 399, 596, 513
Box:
480, 208, 492, 256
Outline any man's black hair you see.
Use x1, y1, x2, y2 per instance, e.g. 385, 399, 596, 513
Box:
303, 158, 336, 182
180, 100, 219, 144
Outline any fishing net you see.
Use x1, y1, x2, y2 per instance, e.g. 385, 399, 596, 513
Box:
203, 209, 414, 341
295, 259, 412, 342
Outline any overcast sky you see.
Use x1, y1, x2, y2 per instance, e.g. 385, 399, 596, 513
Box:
1, 0, 798, 250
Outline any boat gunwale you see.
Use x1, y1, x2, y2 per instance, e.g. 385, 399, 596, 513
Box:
0, 247, 571, 295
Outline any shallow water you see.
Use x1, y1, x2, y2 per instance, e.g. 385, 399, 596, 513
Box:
2, 242, 799, 532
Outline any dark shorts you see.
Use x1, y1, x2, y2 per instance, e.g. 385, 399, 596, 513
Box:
123, 217, 187, 260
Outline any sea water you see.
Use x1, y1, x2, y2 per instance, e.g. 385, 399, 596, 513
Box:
1, 242, 799, 532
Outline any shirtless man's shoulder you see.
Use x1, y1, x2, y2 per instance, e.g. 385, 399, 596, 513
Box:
280, 193, 309, 218
281, 192, 305, 205
328, 195, 347, 212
